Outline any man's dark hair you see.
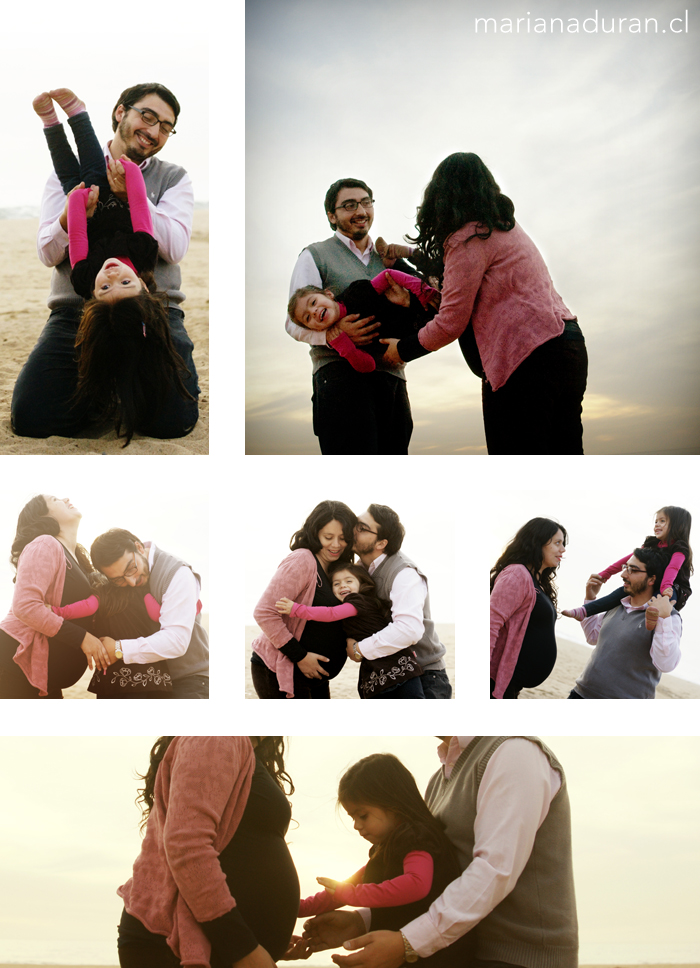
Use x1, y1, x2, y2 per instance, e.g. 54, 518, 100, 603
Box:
632, 546, 665, 596
111, 83, 181, 132
91, 528, 142, 571
324, 178, 372, 229
368, 504, 405, 557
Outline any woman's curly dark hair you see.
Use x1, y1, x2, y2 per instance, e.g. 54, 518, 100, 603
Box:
10, 495, 91, 580
490, 517, 567, 609
407, 152, 516, 285
289, 501, 357, 563
74, 290, 194, 447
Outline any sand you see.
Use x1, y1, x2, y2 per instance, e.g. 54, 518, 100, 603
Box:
245, 624, 455, 699
517, 634, 700, 699
0, 209, 208, 454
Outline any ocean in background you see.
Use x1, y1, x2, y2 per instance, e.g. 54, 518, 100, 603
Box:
1, 938, 699, 966
0, 206, 40, 220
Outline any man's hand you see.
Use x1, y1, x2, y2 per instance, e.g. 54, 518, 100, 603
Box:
346, 638, 361, 662
80, 632, 111, 672
381, 273, 411, 308
337, 313, 380, 345
375, 237, 412, 267
331, 930, 406, 968
380, 338, 404, 367
648, 593, 675, 619
99, 636, 119, 663
297, 652, 330, 679
302, 910, 365, 952
107, 156, 128, 202
233, 944, 277, 968
585, 573, 603, 601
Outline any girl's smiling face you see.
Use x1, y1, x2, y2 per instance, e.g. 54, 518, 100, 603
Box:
342, 799, 397, 845
294, 290, 339, 330
93, 259, 147, 303
331, 569, 361, 601
654, 512, 670, 542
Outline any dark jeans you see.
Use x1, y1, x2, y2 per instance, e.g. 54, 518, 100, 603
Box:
364, 674, 425, 699
12, 306, 199, 439
568, 689, 583, 698
251, 657, 331, 699
421, 668, 452, 699
0, 629, 83, 698
481, 325, 588, 454
171, 674, 209, 699
312, 362, 413, 454
44, 111, 109, 193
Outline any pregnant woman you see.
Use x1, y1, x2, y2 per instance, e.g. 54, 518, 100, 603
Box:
381, 152, 588, 454
251, 500, 357, 699
0, 494, 110, 698
490, 517, 567, 698
117, 736, 299, 968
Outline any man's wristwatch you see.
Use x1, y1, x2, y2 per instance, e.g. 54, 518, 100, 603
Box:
400, 932, 419, 963
353, 643, 362, 660
114, 640, 123, 660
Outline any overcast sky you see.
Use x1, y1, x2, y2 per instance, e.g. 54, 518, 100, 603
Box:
246, 0, 699, 455
0, 735, 698, 964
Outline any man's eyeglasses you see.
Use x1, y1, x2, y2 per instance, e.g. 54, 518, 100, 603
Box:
335, 197, 374, 213
126, 105, 177, 137
621, 563, 647, 575
108, 551, 140, 585
354, 523, 378, 536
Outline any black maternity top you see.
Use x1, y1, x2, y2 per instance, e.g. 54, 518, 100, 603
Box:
508, 575, 558, 690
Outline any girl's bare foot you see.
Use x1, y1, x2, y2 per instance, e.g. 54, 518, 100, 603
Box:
49, 88, 86, 117
33, 92, 58, 127
645, 606, 659, 632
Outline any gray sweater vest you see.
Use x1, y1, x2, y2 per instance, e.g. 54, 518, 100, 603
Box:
575, 603, 679, 698
305, 236, 406, 379
425, 737, 578, 968
369, 551, 445, 670
149, 546, 208, 681
47, 156, 188, 310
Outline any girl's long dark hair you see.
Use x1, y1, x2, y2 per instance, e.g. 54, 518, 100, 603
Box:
407, 152, 516, 285
136, 736, 294, 829
327, 562, 392, 623
10, 494, 91, 581
641, 505, 693, 608
338, 753, 457, 866
290, 501, 357, 563
490, 517, 566, 609
74, 291, 194, 447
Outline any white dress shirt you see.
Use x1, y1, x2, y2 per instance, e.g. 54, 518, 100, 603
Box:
581, 596, 682, 672
119, 542, 200, 665
355, 553, 426, 660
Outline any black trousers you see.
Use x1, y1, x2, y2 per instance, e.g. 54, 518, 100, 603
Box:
251, 657, 331, 699
481, 330, 588, 454
11, 306, 199, 439
312, 362, 412, 454
44, 111, 109, 194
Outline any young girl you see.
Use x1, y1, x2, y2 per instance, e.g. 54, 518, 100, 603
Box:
275, 562, 423, 698
298, 753, 470, 966
33, 88, 194, 445
288, 269, 439, 373
562, 506, 693, 631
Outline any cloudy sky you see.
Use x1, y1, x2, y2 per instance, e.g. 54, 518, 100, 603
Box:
0, 736, 698, 964
246, 0, 699, 455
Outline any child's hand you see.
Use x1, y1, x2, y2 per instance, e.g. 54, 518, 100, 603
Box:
275, 597, 295, 615
85, 184, 100, 219
661, 587, 674, 598
317, 876, 339, 895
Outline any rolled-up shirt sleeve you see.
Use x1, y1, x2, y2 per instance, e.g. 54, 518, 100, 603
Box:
357, 568, 426, 660
119, 567, 199, 663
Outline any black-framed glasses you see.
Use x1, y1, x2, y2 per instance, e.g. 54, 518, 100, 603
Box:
108, 551, 140, 585
621, 563, 647, 575
354, 523, 378, 535
335, 197, 374, 213
126, 105, 177, 137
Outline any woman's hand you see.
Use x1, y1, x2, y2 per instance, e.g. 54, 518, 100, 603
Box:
317, 875, 339, 894
297, 652, 330, 679
80, 632, 111, 673
380, 338, 404, 367
275, 597, 295, 615
233, 944, 277, 968
302, 910, 366, 953
381, 273, 411, 308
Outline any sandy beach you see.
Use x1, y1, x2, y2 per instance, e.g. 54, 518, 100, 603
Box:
0, 209, 208, 455
245, 624, 455, 699
518, 634, 700, 699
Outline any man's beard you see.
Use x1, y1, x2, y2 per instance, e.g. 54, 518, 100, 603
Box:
118, 118, 157, 162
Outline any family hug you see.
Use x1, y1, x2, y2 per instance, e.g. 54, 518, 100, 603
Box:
11, 82, 199, 445
0, 495, 208, 698
251, 501, 452, 699
490, 506, 692, 699
115, 736, 578, 968
286, 154, 587, 455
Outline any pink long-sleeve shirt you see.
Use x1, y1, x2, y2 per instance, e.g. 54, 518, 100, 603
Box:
489, 565, 537, 699
411, 222, 573, 390
0, 534, 67, 696
118, 736, 255, 968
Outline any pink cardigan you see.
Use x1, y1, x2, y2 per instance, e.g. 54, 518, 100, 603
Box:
251, 548, 319, 698
118, 736, 256, 967
490, 564, 537, 699
0, 534, 67, 696
417, 222, 574, 390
